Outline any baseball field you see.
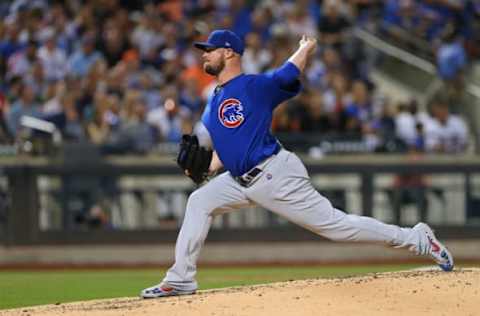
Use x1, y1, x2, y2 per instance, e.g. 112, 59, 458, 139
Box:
0, 264, 479, 315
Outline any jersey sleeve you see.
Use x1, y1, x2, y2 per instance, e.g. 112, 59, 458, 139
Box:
194, 121, 213, 149
255, 62, 302, 108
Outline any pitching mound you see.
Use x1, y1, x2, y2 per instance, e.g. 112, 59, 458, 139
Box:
2, 268, 479, 316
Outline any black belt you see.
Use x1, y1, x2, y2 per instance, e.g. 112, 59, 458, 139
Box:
235, 146, 281, 187
235, 167, 262, 187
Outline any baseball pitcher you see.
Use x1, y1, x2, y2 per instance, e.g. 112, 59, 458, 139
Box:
141, 29, 453, 298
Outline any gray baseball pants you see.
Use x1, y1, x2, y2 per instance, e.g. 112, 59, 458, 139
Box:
164, 149, 426, 291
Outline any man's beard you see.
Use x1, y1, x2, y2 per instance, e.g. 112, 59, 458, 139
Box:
205, 59, 225, 76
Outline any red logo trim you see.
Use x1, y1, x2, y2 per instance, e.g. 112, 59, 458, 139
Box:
218, 98, 244, 128
428, 236, 440, 252
161, 286, 174, 292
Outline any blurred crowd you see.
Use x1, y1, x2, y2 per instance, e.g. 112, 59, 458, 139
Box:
0, 0, 477, 156
380, 0, 479, 82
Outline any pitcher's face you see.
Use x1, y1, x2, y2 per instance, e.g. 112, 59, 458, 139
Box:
202, 48, 227, 76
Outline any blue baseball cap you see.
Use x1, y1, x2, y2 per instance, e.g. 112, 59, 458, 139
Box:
194, 30, 244, 55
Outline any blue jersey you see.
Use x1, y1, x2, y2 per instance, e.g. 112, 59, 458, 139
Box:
201, 62, 301, 177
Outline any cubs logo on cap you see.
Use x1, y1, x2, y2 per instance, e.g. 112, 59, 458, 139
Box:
218, 98, 244, 128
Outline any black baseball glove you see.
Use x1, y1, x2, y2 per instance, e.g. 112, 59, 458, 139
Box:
177, 134, 213, 184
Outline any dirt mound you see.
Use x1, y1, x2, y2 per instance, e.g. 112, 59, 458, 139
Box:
2, 268, 479, 316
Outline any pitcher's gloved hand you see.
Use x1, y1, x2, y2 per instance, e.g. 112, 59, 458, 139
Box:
177, 134, 213, 184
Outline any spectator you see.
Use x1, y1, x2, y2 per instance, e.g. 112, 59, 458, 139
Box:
131, 13, 164, 61
285, 4, 317, 38
426, 98, 469, 153
413, 122, 426, 152
302, 90, 333, 133
344, 79, 373, 127
7, 39, 37, 79
179, 78, 203, 117
249, 6, 273, 42
350, 0, 383, 26
390, 99, 431, 224
322, 72, 351, 131
87, 106, 110, 145
47, 3, 76, 55
271, 103, 292, 133
103, 93, 123, 132
23, 60, 46, 98
181, 53, 215, 99
284, 92, 311, 132
242, 32, 272, 74
0, 93, 12, 143
147, 91, 191, 143
62, 94, 85, 141
116, 99, 155, 154
394, 100, 432, 150
98, 18, 130, 68
228, 0, 253, 40
371, 101, 398, 152
42, 80, 63, 114
436, 26, 467, 83
0, 23, 24, 61
6, 83, 42, 137
307, 47, 345, 90
67, 35, 103, 78
138, 72, 163, 111
318, 1, 351, 50
37, 29, 67, 81
381, 0, 422, 45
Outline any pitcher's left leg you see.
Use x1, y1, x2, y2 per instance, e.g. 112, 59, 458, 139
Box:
247, 150, 453, 270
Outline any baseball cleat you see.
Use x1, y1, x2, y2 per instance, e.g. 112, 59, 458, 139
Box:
141, 282, 196, 299
413, 222, 454, 271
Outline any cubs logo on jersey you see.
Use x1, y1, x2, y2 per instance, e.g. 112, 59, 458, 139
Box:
218, 98, 244, 128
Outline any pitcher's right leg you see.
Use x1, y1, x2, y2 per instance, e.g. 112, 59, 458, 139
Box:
141, 172, 251, 298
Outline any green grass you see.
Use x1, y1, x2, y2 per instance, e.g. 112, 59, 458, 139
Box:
0, 264, 431, 310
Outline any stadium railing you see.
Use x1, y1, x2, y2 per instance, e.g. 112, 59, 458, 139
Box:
1, 154, 480, 246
